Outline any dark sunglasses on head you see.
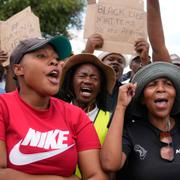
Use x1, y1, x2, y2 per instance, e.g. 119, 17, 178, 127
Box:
160, 131, 174, 162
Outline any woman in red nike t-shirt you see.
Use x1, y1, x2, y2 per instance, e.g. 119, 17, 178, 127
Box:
0, 36, 108, 180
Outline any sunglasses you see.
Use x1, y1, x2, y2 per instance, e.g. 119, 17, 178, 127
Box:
160, 131, 174, 162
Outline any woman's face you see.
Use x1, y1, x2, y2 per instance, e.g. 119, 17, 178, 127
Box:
142, 78, 176, 118
15, 45, 64, 96
72, 63, 101, 105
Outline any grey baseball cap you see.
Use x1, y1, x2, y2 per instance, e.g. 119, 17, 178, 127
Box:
10, 35, 72, 67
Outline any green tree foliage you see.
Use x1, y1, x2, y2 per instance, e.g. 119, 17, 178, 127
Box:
0, 0, 85, 37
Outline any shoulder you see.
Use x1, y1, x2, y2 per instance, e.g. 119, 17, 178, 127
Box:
51, 97, 84, 113
125, 119, 150, 134
50, 97, 89, 123
0, 91, 17, 119
97, 109, 111, 118
120, 71, 132, 81
0, 90, 17, 103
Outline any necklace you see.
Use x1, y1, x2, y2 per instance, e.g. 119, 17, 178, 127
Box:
84, 103, 96, 113
72, 100, 96, 113
165, 118, 171, 132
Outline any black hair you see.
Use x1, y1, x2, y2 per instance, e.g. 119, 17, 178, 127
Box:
55, 62, 109, 111
131, 56, 141, 64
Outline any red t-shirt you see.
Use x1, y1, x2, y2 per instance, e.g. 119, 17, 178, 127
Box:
0, 90, 100, 176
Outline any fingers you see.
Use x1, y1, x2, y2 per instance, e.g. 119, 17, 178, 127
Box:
117, 83, 137, 108
0, 51, 9, 62
0, 50, 8, 56
89, 33, 103, 39
127, 83, 137, 97
134, 39, 149, 53
88, 34, 104, 48
85, 34, 104, 53
120, 83, 137, 97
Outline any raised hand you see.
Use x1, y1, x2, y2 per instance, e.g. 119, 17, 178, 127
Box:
117, 83, 137, 109
134, 38, 150, 66
84, 33, 104, 53
0, 50, 8, 63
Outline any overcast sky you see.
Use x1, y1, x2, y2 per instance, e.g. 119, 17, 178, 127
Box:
70, 0, 180, 56
159, 0, 180, 55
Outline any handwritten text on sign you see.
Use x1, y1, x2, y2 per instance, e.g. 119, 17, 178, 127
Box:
95, 3, 145, 43
1, 14, 40, 53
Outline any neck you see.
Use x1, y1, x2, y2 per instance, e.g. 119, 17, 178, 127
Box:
149, 116, 175, 132
19, 89, 50, 110
73, 100, 96, 113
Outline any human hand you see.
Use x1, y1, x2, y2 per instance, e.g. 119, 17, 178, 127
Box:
84, 33, 104, 53
117, 83, 137, 109
0, 50, 8, 63
134, 38, 150, 65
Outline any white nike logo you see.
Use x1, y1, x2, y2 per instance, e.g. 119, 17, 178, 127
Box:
9, 140, 75, 165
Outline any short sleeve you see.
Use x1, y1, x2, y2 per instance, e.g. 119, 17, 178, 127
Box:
122, 127, 133, 157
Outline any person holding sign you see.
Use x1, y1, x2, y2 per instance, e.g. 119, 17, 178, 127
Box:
84, 34, 150, 112
0, 36, 108, 180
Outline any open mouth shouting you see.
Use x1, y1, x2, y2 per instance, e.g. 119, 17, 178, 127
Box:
154, 98, 168, 109
47, 69, 60, 85
80, 87, 93, 98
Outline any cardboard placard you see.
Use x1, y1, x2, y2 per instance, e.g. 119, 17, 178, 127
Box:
0, 21, 4, 49
88, 0, 96, 4
84, 0, 147, 54
0, 6, 41, 66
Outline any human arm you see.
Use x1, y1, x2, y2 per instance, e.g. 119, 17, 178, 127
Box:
100, 83, 137, 172
83, 33, 104, 53
0, 50, 16, 92
147, 0, 170, 62
0, 140, 80, 180
78, 149, 108, 180
4, 66, 16, 92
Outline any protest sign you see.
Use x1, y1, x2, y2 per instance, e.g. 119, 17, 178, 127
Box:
0, 6, 41, 66
87, 0, 96, 4
0, 21, 4, 48
84, 0, 147, 54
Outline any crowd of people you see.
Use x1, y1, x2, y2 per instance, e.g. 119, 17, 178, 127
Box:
0, 0, 180, 180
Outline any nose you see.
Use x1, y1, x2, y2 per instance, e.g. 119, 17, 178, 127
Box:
156, 82, 166, 92
83, 76, 93, 84
111, 59, 119, 65
49, 58, 59, 66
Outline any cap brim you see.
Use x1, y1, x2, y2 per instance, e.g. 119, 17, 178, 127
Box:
26, 36, 72, 60
49, 36, 72, 60
99, 52, 127, 67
